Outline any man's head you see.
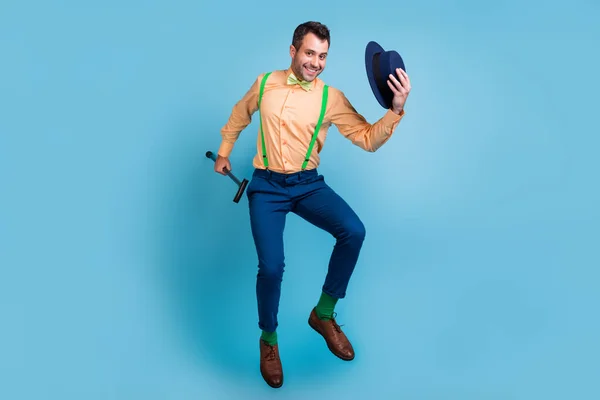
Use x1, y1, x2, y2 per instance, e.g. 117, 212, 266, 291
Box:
289, 21, 330, 82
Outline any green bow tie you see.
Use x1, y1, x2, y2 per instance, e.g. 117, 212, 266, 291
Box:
287, 72, 312, 91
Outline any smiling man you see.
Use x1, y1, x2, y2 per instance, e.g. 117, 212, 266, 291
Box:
214, 21, 411, 388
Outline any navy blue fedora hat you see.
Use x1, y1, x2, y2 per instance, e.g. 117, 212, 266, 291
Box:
365, 41, 406, 109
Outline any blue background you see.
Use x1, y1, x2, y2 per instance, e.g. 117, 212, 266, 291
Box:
2, 0, 599, 398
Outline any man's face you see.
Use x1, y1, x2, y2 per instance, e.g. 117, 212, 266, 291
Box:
289, 32, 328, 82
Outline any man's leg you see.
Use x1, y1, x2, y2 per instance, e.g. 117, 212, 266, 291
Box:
247, 173, 291, 388
292, 176, 366, 303
291, 175, 365, 360
248, 181, 291, 336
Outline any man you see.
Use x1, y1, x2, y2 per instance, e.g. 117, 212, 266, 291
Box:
214, 21, 411, 388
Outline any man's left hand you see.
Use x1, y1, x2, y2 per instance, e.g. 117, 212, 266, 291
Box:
388, 68, 411, 114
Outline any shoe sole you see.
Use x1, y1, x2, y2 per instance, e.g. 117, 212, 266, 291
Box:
308, 316, 355, 361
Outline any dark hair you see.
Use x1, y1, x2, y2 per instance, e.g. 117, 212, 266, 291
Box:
292, 21, 330, 50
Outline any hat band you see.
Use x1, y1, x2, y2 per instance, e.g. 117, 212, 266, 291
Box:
372, 53, 390, 103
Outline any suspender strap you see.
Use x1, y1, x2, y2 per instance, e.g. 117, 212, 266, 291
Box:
257, 72, 329, 170
258, 72, 271, 168
302, 85, 328, 170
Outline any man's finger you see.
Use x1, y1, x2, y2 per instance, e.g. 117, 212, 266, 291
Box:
396, 69, 408, 87
398, 68, 411, 90
390, 78, 408, 96
391, 72, 408, 93
388, 74, 403, 90
397, 73, 411, 94
387, 79, 399, 94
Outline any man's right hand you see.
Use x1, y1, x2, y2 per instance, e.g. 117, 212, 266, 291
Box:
214, 154, 232, 175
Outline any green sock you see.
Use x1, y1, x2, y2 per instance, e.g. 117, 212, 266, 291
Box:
315, 291, 338, 320
261, 330, 277, 345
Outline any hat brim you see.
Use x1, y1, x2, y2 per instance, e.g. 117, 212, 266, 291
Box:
365, 41, 389, 109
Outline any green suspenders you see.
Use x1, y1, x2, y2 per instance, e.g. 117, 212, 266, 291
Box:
257, 72, 329, 170
257, 72, 271, 168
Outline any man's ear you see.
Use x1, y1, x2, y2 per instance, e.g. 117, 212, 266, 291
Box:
289, 44, 296, 58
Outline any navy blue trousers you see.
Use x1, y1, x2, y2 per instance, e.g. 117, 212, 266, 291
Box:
246, 168, 366, 333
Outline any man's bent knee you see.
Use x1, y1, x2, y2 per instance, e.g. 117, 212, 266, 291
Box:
341, 218, 366, 243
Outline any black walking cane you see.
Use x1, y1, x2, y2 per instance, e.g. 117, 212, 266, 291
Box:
205, 151, 249, 203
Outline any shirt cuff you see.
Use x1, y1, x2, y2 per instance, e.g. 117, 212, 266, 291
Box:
382, 108, 405, 125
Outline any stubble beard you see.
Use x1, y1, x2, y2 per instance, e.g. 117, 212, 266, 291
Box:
292, 60, 320, 82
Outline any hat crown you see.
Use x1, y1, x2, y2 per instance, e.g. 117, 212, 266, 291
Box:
375, 50, 402, 75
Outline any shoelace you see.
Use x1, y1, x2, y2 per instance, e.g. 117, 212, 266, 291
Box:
264, 344, 279, 361
329, 312, 344, 333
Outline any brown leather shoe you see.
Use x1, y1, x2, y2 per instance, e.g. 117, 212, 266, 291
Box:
259, 339, 283, 388
308, 307, 355, 361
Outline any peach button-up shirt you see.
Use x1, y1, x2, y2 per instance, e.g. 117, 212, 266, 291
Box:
218, 68, 405, 174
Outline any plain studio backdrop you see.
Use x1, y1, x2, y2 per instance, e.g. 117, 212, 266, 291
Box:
1, 0, 598, 399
